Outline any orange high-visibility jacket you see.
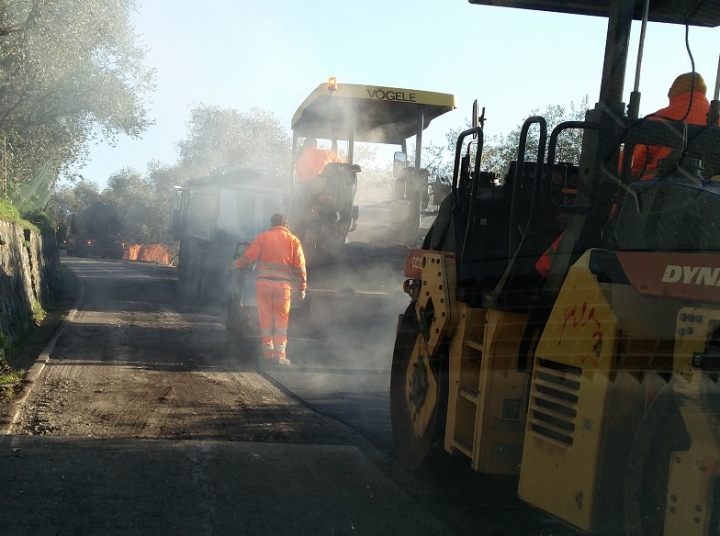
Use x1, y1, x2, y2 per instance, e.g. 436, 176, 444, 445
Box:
235, 226, 307, 290
631, 91, 712, 179
538, 92, 714, 277
535, 233, 563, 278
295, 147, 344, 183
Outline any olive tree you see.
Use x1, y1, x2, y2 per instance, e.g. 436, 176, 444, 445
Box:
0, 0, 155, 193
175, 105, 292, 178
44, 179, 101, 229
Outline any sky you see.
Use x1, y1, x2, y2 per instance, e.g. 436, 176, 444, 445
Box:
75, 0, 720, 187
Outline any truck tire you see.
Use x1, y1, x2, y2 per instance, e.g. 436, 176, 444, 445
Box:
177, 258, 195, 302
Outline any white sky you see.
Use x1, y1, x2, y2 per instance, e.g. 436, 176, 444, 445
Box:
77, 0, 720, 187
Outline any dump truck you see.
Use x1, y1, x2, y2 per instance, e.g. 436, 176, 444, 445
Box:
170, 168, 290, 305
65, 202, 124, 258
390, 1, 720, 535
290, 78, 456, 259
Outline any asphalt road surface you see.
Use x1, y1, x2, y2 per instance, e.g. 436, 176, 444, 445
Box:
3, 256, 577, 536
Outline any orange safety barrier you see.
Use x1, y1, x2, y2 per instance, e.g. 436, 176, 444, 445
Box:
122, 244, 172, 266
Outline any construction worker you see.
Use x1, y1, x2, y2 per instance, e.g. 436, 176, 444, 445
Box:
536, 72, 712, 277
631, 72, 712, 180
294, 137, 344, 184
231, 213, 307, 366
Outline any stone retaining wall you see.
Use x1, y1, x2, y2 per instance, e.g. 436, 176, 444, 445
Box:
0, 221, 60, 351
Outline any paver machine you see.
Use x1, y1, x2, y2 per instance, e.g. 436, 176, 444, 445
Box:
290, 78, 456, 259
390, 1, 720, 534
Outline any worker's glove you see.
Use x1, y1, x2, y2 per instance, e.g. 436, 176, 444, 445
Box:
299, 290, 306, 301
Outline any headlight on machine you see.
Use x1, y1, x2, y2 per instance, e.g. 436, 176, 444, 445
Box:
403, 279, 421, 300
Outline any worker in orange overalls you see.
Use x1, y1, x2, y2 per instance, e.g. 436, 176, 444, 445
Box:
232, 213, 307, 366
294, 137, 344, 184
535, 72, 713, 277
631, 72, 711, 180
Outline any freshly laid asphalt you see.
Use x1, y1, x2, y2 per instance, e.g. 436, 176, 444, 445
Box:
0, 435, 452, 536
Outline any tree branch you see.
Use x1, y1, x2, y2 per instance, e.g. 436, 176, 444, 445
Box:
0, 25, 25, 36
0, 0, 43, 37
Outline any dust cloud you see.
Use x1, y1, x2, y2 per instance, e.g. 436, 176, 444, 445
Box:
298, 241, 411, 369
190, 95, 448, 376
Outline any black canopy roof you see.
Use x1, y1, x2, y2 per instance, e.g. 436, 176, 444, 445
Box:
468, 0, 720, 27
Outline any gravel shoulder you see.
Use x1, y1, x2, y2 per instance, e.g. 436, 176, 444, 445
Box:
11, 258, 359, 447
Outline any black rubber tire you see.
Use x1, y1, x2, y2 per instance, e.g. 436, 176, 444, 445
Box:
224, 323, 259, 365
177, 248, 197, 303
623, 385, 690, 536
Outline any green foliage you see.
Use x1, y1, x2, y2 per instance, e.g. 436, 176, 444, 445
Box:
45, 180, 101, 227
102, 166, 172, 245
9, 159, 56, 215
0, 197, 21, 222
22, 209, 54, 233
0, 197, 39, 232
46, 163, 179, 246
435, 97, 590, 178
176, 105, 292, 177
0, 0, 156, 191
0, 363, 23, 385
39, 97, 589, 250
32, 298, 46, 325
44, 105, 294, 248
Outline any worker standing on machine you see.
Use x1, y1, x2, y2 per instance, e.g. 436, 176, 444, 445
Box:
294, 137, 344, 184
231, 213, 307, 366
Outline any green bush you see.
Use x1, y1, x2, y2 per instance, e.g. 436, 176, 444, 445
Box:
32, 299, 47, 325
0, 198, 22, 223
22, 209, 55, 234
0, 198, 40, 233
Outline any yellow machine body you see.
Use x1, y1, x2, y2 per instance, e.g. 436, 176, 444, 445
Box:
408, 248, 720, 534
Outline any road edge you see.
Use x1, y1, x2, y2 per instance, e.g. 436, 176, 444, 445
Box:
1, 280, 86, 435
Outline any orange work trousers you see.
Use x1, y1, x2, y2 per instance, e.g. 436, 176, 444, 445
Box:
256, 284, 292, 359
